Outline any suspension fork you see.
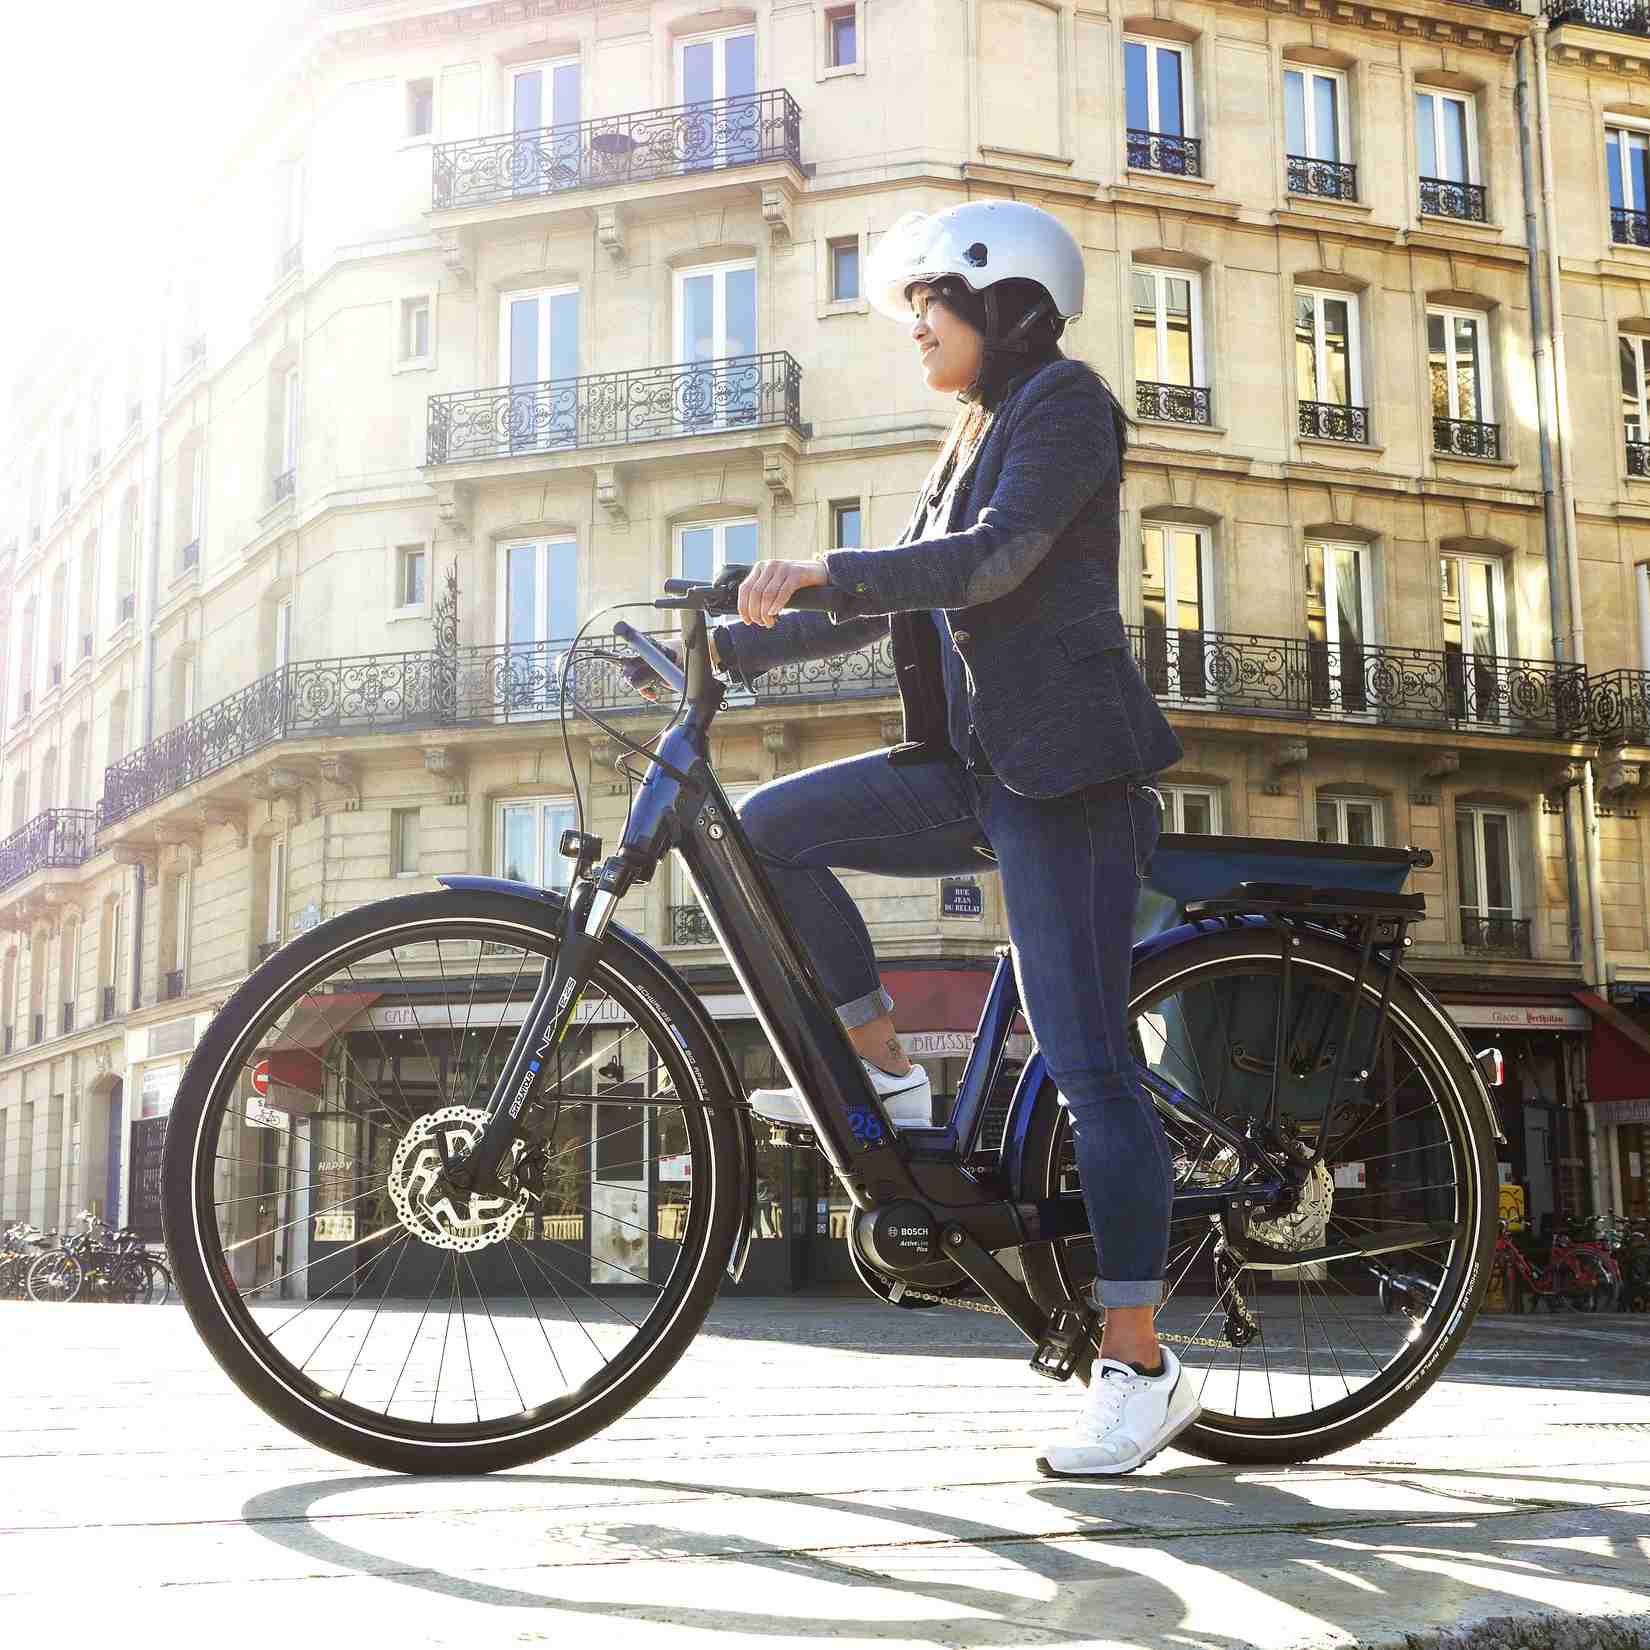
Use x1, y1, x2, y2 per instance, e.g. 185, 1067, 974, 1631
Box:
438, 859, 630, 1196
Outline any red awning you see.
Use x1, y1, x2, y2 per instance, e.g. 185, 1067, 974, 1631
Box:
883, 968, 995, 1034
1575, 991, 1650, 1106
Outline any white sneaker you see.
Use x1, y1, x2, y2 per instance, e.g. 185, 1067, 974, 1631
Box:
1035, 1347, 1201, 1477
747, 1060, 933, 1130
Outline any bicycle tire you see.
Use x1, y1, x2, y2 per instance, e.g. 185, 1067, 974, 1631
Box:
163, 888, 745, 1475
1016, 926, 1498, 1466
139, 1256, 173, 1305
27, 1250, 84, 1304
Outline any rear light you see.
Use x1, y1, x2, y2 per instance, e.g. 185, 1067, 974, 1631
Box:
1474, 1047, 1505, 1088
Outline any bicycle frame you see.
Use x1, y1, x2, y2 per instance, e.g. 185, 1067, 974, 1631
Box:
432, 607, 1454, 1342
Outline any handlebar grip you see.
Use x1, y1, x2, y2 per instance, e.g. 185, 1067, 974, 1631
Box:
709, 561, 857, 621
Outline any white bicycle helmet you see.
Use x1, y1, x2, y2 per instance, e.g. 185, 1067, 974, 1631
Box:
865, 200, 1085, 324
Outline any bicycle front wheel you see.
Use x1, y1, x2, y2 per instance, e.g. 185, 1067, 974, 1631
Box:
138, 1256, 174, 1305
28, 1251, 83, 1304
162, 889, 746, 1474
1018, 926, 1498, 1465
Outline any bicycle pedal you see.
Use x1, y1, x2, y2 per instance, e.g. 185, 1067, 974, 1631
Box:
1030, 1303, 1099, 1381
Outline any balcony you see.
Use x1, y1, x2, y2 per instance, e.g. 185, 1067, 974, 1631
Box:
1125, 130, 1202, 178
427, 352, 803, 467
1127, 625, 1589, 736
1299, 400, 1370, 443
1628, 440, 1650, 478
1420, 177, 1488, 222
100, 628, 898, 827
1589, 669, 1650, 745
1136, 381, 1212, 425
1287, 155, 1358, 202
99, 984, 116, 1023
1612, 206, 1650, 246
1434, 416, 1502, 460
669, 905, 717, 946
1548, 0, 1650, 32
433, 90, 803, 214
0, 808, 99, 894
1461, 913, 1533, 958
163, 969, 184, 1001
271, 469, 295, 506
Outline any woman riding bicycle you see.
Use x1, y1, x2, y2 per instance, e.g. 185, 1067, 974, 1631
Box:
631, 200, 1194, 1476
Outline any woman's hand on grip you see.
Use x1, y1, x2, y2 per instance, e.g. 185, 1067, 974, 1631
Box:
737, 559, 829, 627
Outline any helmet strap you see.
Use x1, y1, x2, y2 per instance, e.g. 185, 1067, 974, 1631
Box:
962, 291, 1056, 402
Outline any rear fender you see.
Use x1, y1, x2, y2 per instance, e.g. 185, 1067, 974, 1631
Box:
435, 875, 759, 1278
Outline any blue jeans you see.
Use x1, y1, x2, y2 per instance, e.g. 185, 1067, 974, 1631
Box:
739, 749, 1175, 1308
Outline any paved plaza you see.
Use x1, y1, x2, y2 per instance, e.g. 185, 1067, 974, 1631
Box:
1, 1295, 1647, 1648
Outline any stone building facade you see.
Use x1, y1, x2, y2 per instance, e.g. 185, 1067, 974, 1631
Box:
2, 0, 1649, 1284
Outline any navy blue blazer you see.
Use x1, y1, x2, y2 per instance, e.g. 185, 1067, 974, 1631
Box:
713, 358, 1183, 797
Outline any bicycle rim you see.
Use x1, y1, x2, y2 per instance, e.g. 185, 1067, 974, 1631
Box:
168, 901, 734, 1463
1028, 938, 1492, 1453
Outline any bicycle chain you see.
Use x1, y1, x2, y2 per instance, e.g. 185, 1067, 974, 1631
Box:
894, 1281, 1239, 1352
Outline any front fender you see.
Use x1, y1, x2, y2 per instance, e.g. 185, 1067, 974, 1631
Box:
436, 875, 759, 1280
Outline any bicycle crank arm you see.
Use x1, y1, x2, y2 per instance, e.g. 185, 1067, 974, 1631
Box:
935, 1223, 1094, 1377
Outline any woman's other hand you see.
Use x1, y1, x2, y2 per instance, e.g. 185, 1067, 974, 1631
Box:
737, 559, 829, 627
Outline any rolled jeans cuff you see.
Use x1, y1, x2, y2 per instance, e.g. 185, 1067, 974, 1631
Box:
1089, 1277, 1165, 1310
837, 985, 895, 1030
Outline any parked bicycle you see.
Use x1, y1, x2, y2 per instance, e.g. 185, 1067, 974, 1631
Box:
162, 566, 1504, 1475
0, 1223, 52, 1301
1487, 1219, 1615, 1313
23, 1211, 172, 1305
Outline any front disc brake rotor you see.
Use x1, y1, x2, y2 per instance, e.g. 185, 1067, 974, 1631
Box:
387, 1106, 530, 1253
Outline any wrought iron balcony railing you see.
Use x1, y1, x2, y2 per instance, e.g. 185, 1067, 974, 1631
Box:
433, 89, 803, 212
1628, 440, 1650, 477
669, 904, 717, 946
1136, 381, 1212, 425
1588, 669, 1650, 744
1434, 416, 1502, 460
427, 352, 803, 465
0, 808, 99, 893
1461, 913, 1533, 957
1612, 205, 1650, 246
1548, 0, 1650, 32
1299, 400, 1370, 443
1287, 155, 1358, 201
272, 468, 296, 505
100, 628, 898, 824
1126, 625, 1589, 735
1125, 129, 1202, 177
1420, 177, 1488, 221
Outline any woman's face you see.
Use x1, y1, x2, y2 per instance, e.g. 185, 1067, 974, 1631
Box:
908, 283, 983, 395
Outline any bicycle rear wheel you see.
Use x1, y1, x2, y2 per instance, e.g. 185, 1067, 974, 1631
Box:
162, 889, 746, 1474
1017, 926, 1498, 1465
28, 1251, 83, 1304
138, 1256, 174, 1305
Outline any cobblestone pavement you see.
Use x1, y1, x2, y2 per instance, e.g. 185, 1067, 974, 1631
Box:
1, 1296, 1646, 1648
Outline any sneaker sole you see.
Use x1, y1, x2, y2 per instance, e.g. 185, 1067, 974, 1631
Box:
1033, 1402, 1203, 1480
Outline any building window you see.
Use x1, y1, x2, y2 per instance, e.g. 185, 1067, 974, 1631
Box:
1415, 88, 1482, 220
829, 238, 860, 302
1295, 289, 1366, 441
392, 809, 421, 877
1317, 795, 1383, 846
275, 596, 293, 671
1161, 785, 1221, 834
396, 545, 428, 611
831, 501, 862, 549
500, 538, 577, 643
1607, 125, 1650, 247
279, 366, 300, 482
265, 837, 287, 946
1285, 66, 1354, 199
827, 6, 857, 67
1457, 805, 1523, 954
675, 261, 758, 430
498, 798, 578, 892
1639, 564, 1650, 672
1429, 308, 1496, 458
1621, 334, 1650, 475
400, 296, 431, 363
1441, 552, 1508, 722
1124, 39, 1198, 175
1133, 267, 1208, 423
407, 78, 434, 138
1139, 523, 1212, 703
678, 518, 758, 585
1305, 540, 1375, 714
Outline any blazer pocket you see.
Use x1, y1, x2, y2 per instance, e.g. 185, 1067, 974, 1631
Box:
1055, 610, 1128, 662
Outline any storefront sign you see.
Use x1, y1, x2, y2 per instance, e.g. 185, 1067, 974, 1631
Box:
313, 1214, 355, 1242
1446, 1003, 1589, 1032
900, 1030, 975, 1059
658, 1153, 693, 1183
941, 877, 983, 918
1594, 1100, 1650, 1125
139, 1063, 181, 1120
